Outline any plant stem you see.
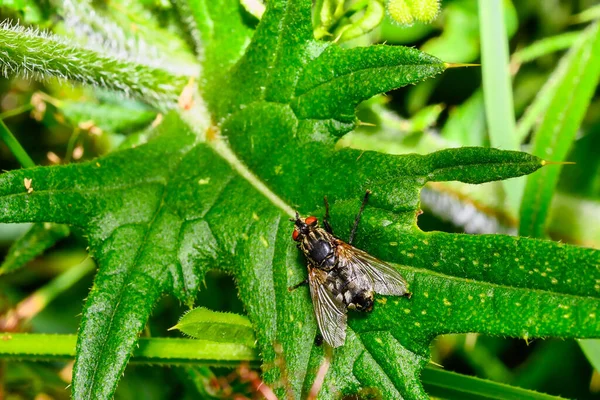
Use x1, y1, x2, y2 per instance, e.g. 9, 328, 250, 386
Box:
0, 103, 34, 120
0, 334, 259, 367
0, 119, 35, 168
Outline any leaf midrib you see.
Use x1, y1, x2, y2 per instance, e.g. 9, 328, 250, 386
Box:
178, 99, 297, 218
294, 63, 441, 99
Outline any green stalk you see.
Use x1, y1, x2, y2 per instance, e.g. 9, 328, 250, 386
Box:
0, 25, 190, 108
478, 0, 521, 215
0, 119, 35, 168
0, 333, 567, 399
0, 334, 258, 367
0, 103, 34, 120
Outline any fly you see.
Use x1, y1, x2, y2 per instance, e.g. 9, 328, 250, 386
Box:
290, 190, 411, 348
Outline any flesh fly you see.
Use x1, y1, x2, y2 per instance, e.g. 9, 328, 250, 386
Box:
290, 191, 411, 347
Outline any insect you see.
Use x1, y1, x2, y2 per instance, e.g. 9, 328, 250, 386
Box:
290, 190, 411, 348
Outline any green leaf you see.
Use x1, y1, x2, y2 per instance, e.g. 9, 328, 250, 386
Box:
579, 339, 600, 372
173, 0, 254, 114
0, 222, 70, 276
442, 90, 487, 147
172, 307, 256, 348
0, 1, 598, 399
0, 0, 46, 24
511, 31, 581, 66
61, 98, 157, 134
422, 368, 565, 400
292, 45, 446, 123
421, 0, 517, 63
572, 4, 600, 24
519, 22, 600, 238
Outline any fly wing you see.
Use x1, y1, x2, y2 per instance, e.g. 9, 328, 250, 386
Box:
337, 242, 409, 296
308, 267, 347, 348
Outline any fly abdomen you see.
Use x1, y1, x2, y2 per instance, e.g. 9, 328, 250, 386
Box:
351, 291, 374, 312
327, 268, 374, 312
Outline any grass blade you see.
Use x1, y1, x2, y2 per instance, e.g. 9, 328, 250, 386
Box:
422, 368, 565, 400
478, 0, 521, 215
519, 22, 600, 238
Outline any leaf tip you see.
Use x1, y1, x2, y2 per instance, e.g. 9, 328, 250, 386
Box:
444, 62, 481, 69
357, 120, 377, 127
541, 160, 576, 166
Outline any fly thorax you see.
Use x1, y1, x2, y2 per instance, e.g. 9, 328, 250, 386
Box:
308, 239, 332, 263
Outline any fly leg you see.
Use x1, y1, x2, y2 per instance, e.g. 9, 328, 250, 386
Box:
323, 196, 333, 234
288, 278, 308, 292
348, 190, 371, 245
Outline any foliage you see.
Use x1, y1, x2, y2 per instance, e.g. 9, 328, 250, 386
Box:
0, 1, 599, 399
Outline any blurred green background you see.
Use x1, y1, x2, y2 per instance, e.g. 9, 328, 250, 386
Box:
0, 0, 599, 399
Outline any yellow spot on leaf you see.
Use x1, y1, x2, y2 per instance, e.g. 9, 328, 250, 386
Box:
260, 236, 269, 247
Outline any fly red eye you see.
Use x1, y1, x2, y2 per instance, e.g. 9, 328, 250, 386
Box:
305, 216, 318, 226
292, 229, 300, 241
